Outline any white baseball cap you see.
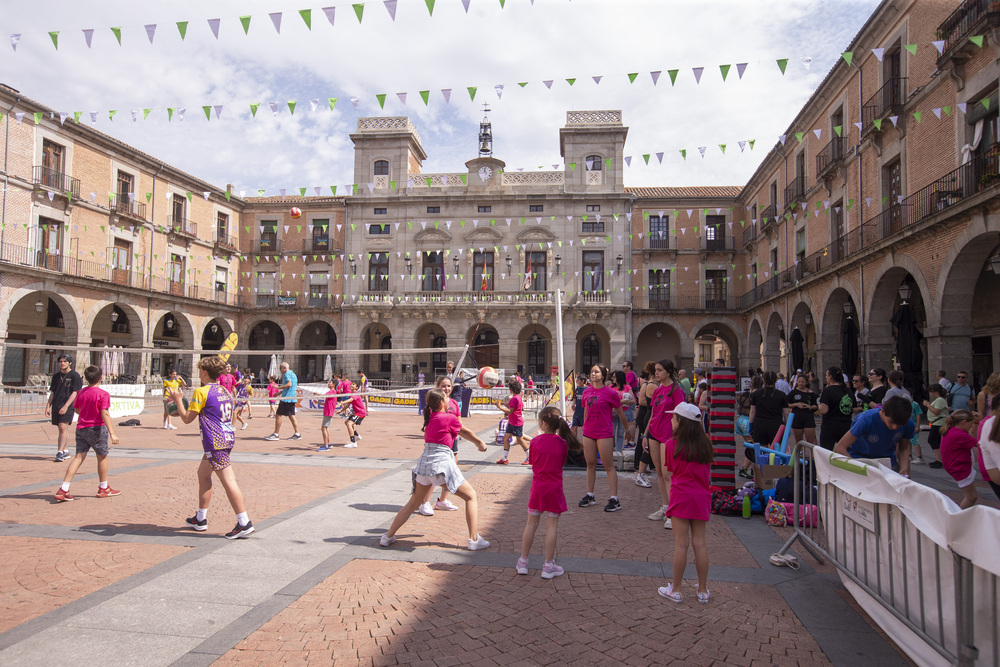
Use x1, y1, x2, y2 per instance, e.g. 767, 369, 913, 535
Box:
673, 402, 702, 422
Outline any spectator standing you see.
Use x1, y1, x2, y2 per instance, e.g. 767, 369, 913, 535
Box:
678, 369, 692, 402
948, 371, 975, 412
264, 362, 301, 441
775, 373, 792, 394
45, 354, 82, 462
936, 370, 952, 394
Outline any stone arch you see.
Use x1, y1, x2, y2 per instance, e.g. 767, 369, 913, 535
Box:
151, 309, 196, 347
200, 318, 234, 351
0, 287, 85, 381
576, 323, 611, 374
820, 286, 860, 375
0, 285, 84, 342
241, 316, 289, 348
635, 322, 684, 370
866, 259, 931, 372
290, 317, 338, 347
789, 301, 817, 373
517, 323, 551, 379
689, 318, 743, 370
764, 311, 785, 373
747, 317, 764, 371
86, 300, 145, 348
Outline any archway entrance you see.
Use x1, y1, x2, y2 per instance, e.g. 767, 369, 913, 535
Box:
635, 323, 682, 370
471, 325, 500, 370
299, 321, 338, 382
247, 320, 284, 384
3, 292, 78, 385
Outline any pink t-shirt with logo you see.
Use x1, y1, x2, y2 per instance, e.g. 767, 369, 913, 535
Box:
323, 389, 338, 417
425, 411, 462, 450
582, 385, 621, 440
507, 394, 524, 426
219, 374, 236, 393
350, 394, 367, 418
75, 385, 110, 429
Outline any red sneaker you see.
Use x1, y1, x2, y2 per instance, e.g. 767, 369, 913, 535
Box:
96, 486, 121, 498
495, 457, 509, 465
55, 488, 74, 502
520, 459, 531, 465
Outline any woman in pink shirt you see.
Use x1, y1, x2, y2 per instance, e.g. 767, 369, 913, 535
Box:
579, 364, 632, 512
642, 359, 688, 528
940, 409, 979, 509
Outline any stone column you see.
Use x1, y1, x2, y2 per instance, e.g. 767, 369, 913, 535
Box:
924, 325, 974, 380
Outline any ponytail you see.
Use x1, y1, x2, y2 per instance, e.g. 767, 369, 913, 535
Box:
539, 405, 583, 452
941, 409, 974, 437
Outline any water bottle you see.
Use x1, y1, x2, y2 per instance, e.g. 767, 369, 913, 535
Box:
742, 493, 752, 519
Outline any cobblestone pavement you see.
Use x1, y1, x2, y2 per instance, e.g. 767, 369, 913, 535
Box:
0, 407, 925, 666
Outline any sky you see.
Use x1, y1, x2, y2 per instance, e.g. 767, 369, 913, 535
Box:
2, 0, 883, 195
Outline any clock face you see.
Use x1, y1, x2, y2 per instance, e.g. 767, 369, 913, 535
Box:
478, 165, 493, 180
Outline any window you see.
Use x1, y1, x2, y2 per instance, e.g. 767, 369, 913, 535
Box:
373, 160, 389, 176
38, 216, 62, 254
582, 218, 605, 233
426, 206, 440, 214
527, 334, 545, 376
215, 268, 227, 292
257, 272, 276, 307
309, 272, 329, 307
769, 182, 778, 207
883, 159, 902, 235
751, 204, 757, 222
169, 253, 185, 295
751, 262, 757, 289
525, 251, 547, 291
649, 215, 669, 249
581, 333, 601, 372
216, 212, 229, 242
586, 204, 601, 212
585, 155, 603, 171
473, 251, 494, 291
369, 252, 389, 291
260, 221, 277, 249
111, 238, 132, 286
373, 208, 387, 215
478, 205, 491, 213
422, 251, 443, 291
582, 251, 604, 292
705, 270, 728, 309
649, 269, 670, 308
368, 223, 390, 235
311, 220, 329, 250
705, 214, 726, 251
795, 228, 806, 263
117, 170, 134, 198
529, 204, 544, 213
171, 194, 186, 231
41, 139, 64, 187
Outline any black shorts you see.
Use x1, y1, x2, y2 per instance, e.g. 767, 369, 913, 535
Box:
505, 424, 523, 437
347, 414, 364, 426
929, 425, 942, 450
792, 412, 816, 429
571, 409, 584, 428
820, 420, 851, 449
52, 409, 74, 426
75, 425, 109, 456
276, 401, 296, 417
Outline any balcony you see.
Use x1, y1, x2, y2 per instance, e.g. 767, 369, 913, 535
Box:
109, 194, 147, 221
32, 166, 81, 198
648, 286, 670, 309
700, 235, 735, 252
167, 216, 198, 240
816, 138, 847, 181
937, 0, 1000, 62
742, 223, 757, 247
252, 238, 282, 255
861, 77, 906, 131
214, 233, 239, 253
760, 204, 778, 229
784, 177, 805, 207
308, 294, 331, 308
637, 293, 736, 311
256, 294, 277, 308
582, 221, 605, 234
303, 237, 333, 254
169, 280, 186, 296
646, 232, 671, 250
357, 291, 392, 303
579, 290, 609, 303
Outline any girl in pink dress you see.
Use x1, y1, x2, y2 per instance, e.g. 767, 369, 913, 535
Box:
516, 406, 583, 579
658, 402, 714, 604
579, 364, 633, 512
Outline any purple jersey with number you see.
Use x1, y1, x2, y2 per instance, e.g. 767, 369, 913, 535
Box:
188, 384, 236, 453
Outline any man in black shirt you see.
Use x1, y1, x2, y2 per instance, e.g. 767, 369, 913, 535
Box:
45, 355, 83, 462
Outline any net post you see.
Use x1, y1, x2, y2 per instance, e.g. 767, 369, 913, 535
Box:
555, 288, 566, 417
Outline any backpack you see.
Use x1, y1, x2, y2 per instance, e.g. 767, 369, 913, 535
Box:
711, 489, 741, 516
766, 499, 788, 526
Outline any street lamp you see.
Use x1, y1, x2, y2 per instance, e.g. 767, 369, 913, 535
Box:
315, 325, 321, 336
110, 309, 119, 324
555, 255, 561, 272
165, 316, 174, 330
616, 254, 623, 271
34, 300, 43, 314
990, 255, 1000, 275
349, 258, 357, 276
505, 255, 512, 272
262, 325, 269, 335
843, 301, 853, 318
405, 257, 413, 275
804, 314, 812, 325
211, 323, 219, 335
898, 283, 912, 304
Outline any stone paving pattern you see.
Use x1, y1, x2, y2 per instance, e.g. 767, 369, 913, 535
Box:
0, 406, 942, 666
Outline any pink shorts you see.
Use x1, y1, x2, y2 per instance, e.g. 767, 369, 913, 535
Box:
527, 507, 562, 518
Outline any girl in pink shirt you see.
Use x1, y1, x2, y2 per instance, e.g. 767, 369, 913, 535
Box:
658, 402, 714, 604
642, 359, 687, 528
341, 381, 367, 448
495, 379, 529, 464
516, 406, 583, 579
318, 379, 338, 451
940, 409, 979, 509
419, 376, 463, 515
380, 389, 490, 551
266, 379, 279, 417
579, 364, 632, 512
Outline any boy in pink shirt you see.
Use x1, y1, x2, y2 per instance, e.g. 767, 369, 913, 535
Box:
340, 381, 367, 448
55, 365, 121, 501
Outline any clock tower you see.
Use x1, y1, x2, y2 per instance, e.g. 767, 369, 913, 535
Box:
467, 105, 504, 188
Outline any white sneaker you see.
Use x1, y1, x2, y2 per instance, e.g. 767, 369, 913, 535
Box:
344, 442, 358, 448
435, 499, 459, 511
264, 433, 280, 441
418, 502, 435, 516
468, 535, 491, 551
379, 534, 396, 547
648, 507, 666, 521
635, 472, 652, 488
240, 423, 248, 430
167, 424, 177, 430
664, 518, 673, 530
163, 424, 170, 430
288, 433, 302, 440
912, 457, 925, 464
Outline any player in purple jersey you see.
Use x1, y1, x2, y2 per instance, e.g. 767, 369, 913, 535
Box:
170, 356, 255, 539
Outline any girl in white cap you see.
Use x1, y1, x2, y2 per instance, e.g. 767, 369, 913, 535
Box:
658, 402, 714, 604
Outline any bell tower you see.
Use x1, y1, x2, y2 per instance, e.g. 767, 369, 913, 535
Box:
478, 103, 493, 157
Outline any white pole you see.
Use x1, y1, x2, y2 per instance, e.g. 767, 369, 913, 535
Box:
555, 288, 566, 417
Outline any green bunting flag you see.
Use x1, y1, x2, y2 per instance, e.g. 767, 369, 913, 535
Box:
330, 186, 338, 195
203, 106, 211, 121
904, 44, 917, 55
143, 108, 151, 119
776, 59, 788, 74
240, 16, 251, 34
48, 32, 59, 50
679, 149, 687, 160
719, 144, 726, 154
300, 9, 312, 29
834, 125, 843, 137
795, 131, 804, 143
566, 78, 576, 86
468, 87, 477, 101
668, 69, 679, 85
425, 0, 436, 15
873, 118, 882, 131
74, 111, 82, 123
518, 82, 528, 88
970, 35, 984, 48
376, 94, 386, 109
983, 97, 991, 110
627, 73, 639, 83
913, 111, 922, 122
943, 106, 951, 116
328, 97, 337, 110
419, 90, 430, 105
287, 101, 296, 114
569, 162, 576, 170
748, 139, 756, 150
177, 21, 188, 40
250, 103, 260, 118
841, 51, 853, 66
299, 188, 306, 197
186, 192, 193, 202
353, 4, 365, 22
33, 112, 42, 124
108, 110, 117, 121
111, 27, 122, 45
225, 192, 232, 202
167, 108, 175, 121
719, 64, 731, 81
642, 154, 650, 165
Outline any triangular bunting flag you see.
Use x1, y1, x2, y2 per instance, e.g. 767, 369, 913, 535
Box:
692, 67, 704, 83
736, 62, 747, 78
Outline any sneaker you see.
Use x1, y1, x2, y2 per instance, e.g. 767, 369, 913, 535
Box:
185, 515, 207, 531
354, 433, 362, 441
468, 536, 491, 551
697, 589, 711, 604
264, 433, 280, 441
418, 502, 435, 516
912, 457, 925, 464
96, 486, 121, 498
224, 520, 255, 539
929, 460, 944, 469
657, 584, 683, 603
635, 472, 652, 488
344, 442, 358, 448
379, 534, 396, 547
648, 507, 666, 521
435, 499, 459, 511
54, 488, 74, 502
241, 423, 248, 430
604, 498, 621, 512
578, 493, 597, 507
167, 424, 178, 430
520, 459, 531, 466
288, 433, 302, 440
163, 424, 171, 430
318, 445, 332, 452
664, 518, 673, 530
541, 562, 565, 579
54, 451, 66, 463
738, 468, 753, 480
496, 457, 509, 465
516, 557, 529, 575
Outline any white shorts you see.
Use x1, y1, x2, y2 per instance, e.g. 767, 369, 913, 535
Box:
958, 468, 978, 489
415, 473, 448, 487
527, 508, 562, 518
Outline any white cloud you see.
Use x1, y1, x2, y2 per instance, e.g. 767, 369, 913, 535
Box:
3, 0, 881, 193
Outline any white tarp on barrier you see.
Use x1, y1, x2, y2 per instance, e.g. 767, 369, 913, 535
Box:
70, 384, 145, 420
813, 448, 1000, 667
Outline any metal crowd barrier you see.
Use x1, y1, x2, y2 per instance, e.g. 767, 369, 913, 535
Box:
776, 441, 998, 667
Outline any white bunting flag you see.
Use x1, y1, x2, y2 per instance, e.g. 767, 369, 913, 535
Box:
322, 6, 336, 26
269, 12, 282, 33
145, 24, 156, 44
208, 18, 221, 39
82, 29, 94, 48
